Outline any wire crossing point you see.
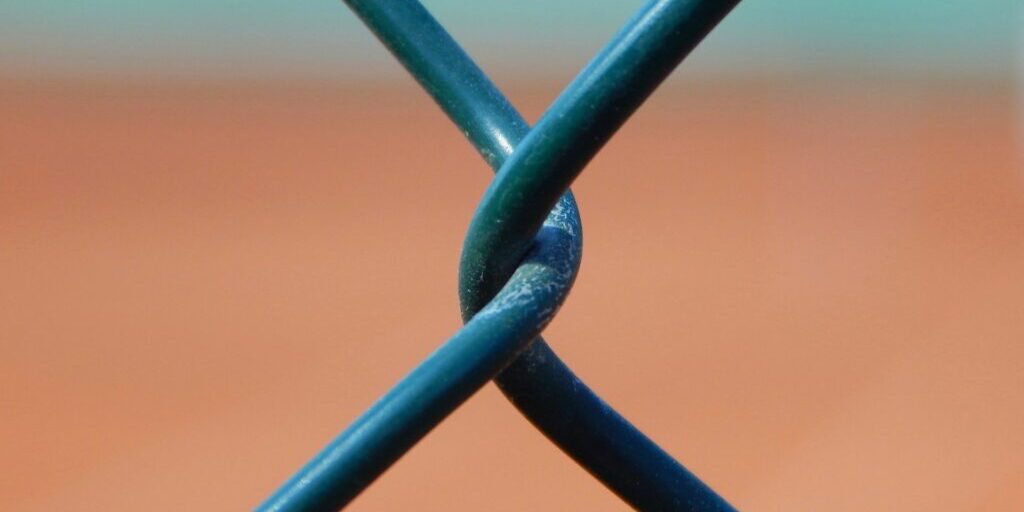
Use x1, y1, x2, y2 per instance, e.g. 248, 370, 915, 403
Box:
259, 1, 740, 510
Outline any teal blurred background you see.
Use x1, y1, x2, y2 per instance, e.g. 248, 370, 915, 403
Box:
1, 0, 1019, 82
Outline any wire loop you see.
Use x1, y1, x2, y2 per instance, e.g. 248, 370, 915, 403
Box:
260, 1, 740, 510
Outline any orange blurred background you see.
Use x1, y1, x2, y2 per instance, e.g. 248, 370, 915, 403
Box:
3, 2, 1024, 510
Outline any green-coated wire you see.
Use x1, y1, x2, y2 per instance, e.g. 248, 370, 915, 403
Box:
259, 0, 739, 510
343, 1, 740, 510
459, 0, 740, 311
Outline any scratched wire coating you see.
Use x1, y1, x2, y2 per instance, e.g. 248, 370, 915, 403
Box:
259, 1, 740, 510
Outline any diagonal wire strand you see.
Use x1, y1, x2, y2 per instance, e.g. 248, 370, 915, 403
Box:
345, 1, 740, 510
259, 1, 739, 510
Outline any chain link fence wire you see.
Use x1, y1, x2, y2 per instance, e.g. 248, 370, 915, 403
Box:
259, 0, 740, 510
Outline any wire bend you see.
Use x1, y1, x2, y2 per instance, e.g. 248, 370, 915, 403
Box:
259, 1, 739, 510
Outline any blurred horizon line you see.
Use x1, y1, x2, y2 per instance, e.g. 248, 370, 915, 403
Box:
2, 1, 1018, 89
1, 69, 1017, 92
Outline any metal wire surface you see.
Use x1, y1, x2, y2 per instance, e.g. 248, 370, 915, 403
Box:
259, 0, 740, 510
